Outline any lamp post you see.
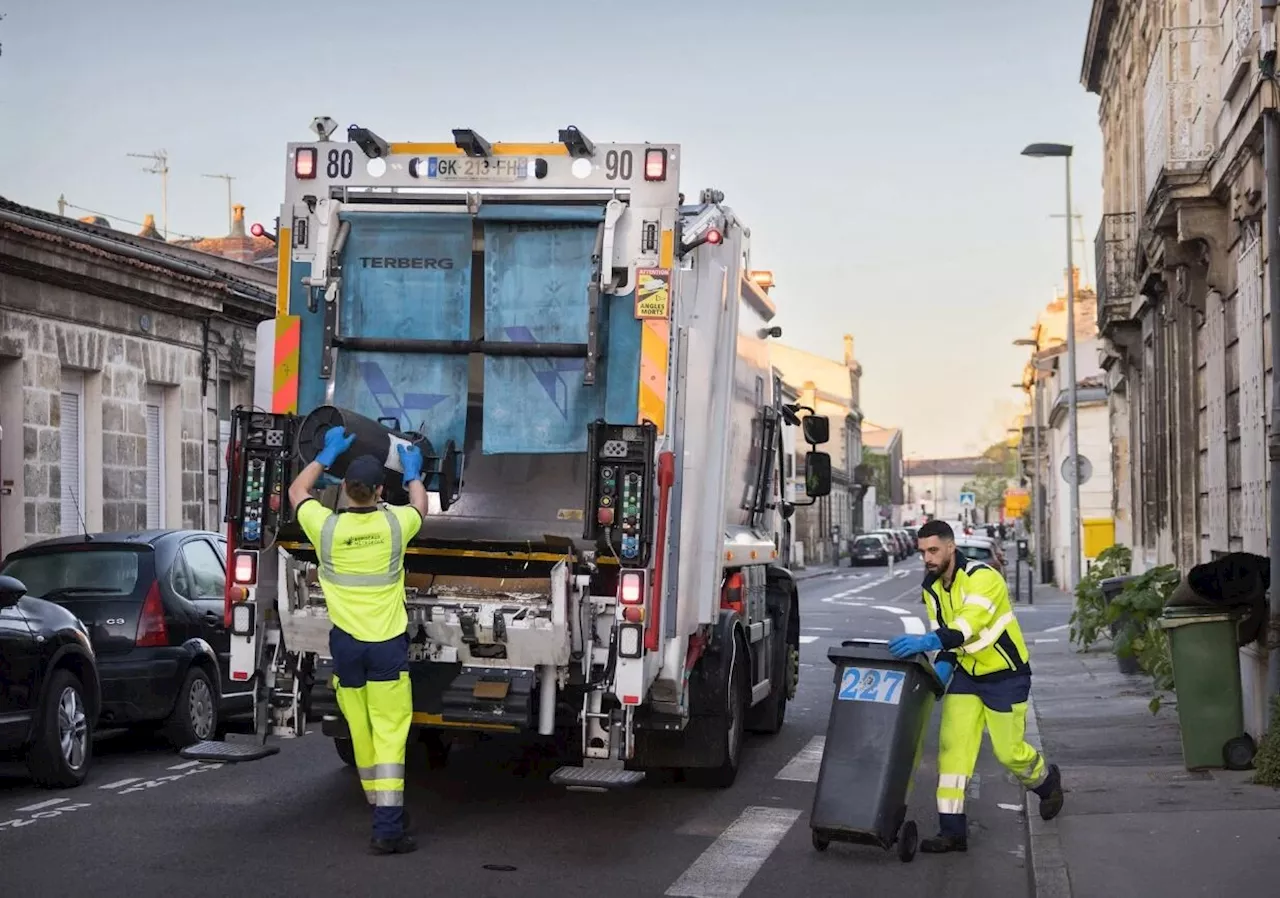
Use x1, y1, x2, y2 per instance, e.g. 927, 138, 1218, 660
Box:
1022, 142, 1082, 590
1014, 339, 1044, 584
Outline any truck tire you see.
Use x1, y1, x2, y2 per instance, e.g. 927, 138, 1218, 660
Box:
689, 632, 747, 788
747, 593, 795, 735
334, 737, 357, 767
27, 669, 93, 789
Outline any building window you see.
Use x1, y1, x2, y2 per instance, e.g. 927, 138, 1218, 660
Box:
146, 387, 165, 529
60, 372, 85, 535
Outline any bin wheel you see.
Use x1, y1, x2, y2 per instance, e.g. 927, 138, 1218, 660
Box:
1223, 734, 1257, 771
811, 830, 830, 852
897, 820, 918, 863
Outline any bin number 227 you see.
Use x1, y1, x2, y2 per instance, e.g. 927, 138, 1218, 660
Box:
838, 667, 906, 705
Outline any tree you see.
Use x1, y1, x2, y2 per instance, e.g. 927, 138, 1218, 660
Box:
962, 473, 1009, 523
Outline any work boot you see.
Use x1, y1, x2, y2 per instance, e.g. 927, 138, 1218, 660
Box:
1033, 763, 1064, 821
921, 813, 967, 853
369, 834, 418, 856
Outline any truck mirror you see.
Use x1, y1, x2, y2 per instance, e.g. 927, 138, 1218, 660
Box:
802, 415, 830, 446
804, 451, 832, 498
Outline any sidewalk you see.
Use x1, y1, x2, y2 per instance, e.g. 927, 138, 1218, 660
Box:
1022, 584, 1280, 897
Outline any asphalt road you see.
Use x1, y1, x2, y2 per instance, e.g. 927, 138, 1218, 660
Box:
0, 561, 1069, 898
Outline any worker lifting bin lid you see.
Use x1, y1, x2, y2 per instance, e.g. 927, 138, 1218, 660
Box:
810, 639, 946, 862
294, 405, 459, 510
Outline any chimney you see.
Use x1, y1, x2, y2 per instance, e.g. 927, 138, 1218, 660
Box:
843, 334, 855, 367
230, 203, 247, 239
138, 214, 162, 240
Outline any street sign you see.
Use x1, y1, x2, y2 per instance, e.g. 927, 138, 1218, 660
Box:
1061, 455, 1093, 486
959, 491, 976, 507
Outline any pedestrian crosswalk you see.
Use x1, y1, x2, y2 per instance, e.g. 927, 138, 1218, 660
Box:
664, 807, 803, 898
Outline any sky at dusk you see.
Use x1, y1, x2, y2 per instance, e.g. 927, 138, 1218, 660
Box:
0, 0, 1103, 458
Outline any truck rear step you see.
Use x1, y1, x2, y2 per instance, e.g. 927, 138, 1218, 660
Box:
178, 740, 281, 763
550, 762, 646, 791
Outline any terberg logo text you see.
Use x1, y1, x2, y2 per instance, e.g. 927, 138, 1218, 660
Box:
359, 256, 455, 270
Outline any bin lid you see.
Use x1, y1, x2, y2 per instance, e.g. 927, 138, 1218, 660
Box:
1158, 605, 1237, 629
827, 640, 946, 696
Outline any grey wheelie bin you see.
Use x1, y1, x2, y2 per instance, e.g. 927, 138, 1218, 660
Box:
809, 639, 946, 862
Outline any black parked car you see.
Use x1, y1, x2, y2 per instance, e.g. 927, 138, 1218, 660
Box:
0, 531, 251, 748
0, 574, 101, 788
850, 535, 891, 566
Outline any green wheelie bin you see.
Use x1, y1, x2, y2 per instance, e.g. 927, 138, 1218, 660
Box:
1158, 607, 1256, 770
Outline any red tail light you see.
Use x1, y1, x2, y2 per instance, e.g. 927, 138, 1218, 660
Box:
619, 571, 645, 605
135, 582, 169, 647
233, 551, 257, 585
721, 572, 744, 614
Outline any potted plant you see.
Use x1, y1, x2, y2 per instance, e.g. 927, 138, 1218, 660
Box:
1108, 564, 1180, 697
1070, 544, 1132, 652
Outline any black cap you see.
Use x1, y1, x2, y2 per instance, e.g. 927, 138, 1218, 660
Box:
344, 455, 385, 489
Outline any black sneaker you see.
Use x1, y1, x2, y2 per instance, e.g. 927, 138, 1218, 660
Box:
920, 834, 968, 853
369, 834, 418, 856
1038, 764, 1064, 821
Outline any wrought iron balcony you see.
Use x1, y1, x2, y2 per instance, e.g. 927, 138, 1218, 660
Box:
1095, 212, 1137, 331
1143, 23, 1221, 202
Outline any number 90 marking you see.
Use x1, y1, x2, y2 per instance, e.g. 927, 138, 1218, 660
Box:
605, 150, 633, 181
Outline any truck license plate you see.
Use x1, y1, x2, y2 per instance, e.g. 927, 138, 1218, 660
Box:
837, 666, 906, 705
426, 156, 528, 181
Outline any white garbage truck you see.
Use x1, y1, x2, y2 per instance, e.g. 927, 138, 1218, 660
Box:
192, 119, 834, 788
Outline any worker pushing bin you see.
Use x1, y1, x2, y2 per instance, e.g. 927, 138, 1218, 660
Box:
810, 639, 946, 862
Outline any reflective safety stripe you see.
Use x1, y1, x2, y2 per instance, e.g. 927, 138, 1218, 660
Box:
962, 593, 995, 612
368, 789, 404, 807
962, 611, 1016, 654
318, 509, 405, 588
359, 763, 406, 781
938, 773, 968, 790
954, 618, 975, 640
937, 797, 965, 814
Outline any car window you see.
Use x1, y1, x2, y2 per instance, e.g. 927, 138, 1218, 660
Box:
961, 545, 993, 560
181, 540, 226, 599
1, 549, 143, 598
855, 537, 882, 549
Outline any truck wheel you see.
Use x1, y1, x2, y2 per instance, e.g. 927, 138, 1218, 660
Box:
747, 596, 794, 735
27, 669, 93, 789
334, 737, 357, 767
690, 633, 747, 788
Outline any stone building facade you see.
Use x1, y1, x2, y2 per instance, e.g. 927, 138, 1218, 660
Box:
1081, 0, 1272, 734
0, 198, 275, 555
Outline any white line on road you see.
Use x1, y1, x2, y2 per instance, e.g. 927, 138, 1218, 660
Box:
902, 617, 927, 635
805, 627, 834, 632
798, 636, 820, 644
1034, 638, 1059, 644
168, 760, 202, 771
1041, 624, 1069, 634
873, 605, 910, 616
98, 777, 142, 790
666, 806, 803, 898
16, 798, 66, 813
775, 735, 825, 783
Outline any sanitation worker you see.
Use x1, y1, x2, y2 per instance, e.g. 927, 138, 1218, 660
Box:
288, 425, 429, 855
888, 519, 1064, 853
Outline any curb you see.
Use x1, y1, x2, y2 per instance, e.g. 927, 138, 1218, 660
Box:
793, 566, 844, 582
1023, 694, 1073, 898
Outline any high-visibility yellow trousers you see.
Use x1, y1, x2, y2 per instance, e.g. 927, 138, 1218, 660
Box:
937, 692, 1047, 821
330, 628, 413, 841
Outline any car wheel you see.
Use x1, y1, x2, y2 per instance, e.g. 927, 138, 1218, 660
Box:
27, 669, 93, 789
163, 666, 220, 749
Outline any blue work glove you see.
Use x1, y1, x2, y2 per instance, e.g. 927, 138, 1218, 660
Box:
887, 631, 942, 659
397, 443, 424, 485
315, 426, 355, 468
934, 659, 954, 688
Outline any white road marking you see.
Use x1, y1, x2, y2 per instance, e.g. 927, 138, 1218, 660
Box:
775, 735, 825, 783
168, 760, 202, 771
665, 806, 802, 898
998, 802, 1023, 811
99, 777, 142, 790
805, 627, 834, 632
798, 636, 820, 644
1034, 638, 1059, 644
16, 798, 66, 813
1041, 624, 1069, 633
902, 617, 927, 635
873, 605, 910, 616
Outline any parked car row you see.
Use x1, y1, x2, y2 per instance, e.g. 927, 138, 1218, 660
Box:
0, 529, 251, 790
849, 527, 917, 566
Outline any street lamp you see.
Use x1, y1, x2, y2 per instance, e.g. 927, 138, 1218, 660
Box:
1022, 141, 1082, 590
1013, 337, 1046, 585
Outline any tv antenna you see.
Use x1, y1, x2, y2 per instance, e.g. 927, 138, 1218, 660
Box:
128, 150, 170, 239
202, 173, 237, 233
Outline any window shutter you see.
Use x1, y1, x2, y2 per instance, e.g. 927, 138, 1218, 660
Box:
146, 401, 162, 528
60, 387, 83, 535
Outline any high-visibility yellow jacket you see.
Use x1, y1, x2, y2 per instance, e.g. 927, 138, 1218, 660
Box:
296, 500, 423, 643
922, 554, 1031, 680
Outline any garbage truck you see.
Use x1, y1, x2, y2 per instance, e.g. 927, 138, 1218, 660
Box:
196, 118, 834, 789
